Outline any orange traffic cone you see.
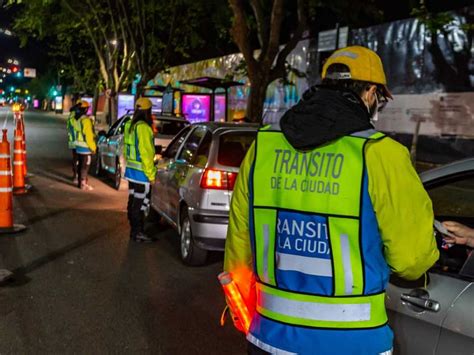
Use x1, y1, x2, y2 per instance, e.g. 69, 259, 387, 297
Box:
18, 113, 27, 176
12, 119, 29, 195
0, 129, 26, 234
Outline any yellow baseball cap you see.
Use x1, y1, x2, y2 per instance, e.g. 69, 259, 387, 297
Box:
79, 100, 90, 109
135, 97, 152, 110
322, 46, 392, 99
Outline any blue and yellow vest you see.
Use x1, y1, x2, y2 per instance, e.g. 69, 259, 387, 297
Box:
74, 116, 93, 154
124, 120, 148, 183
67, 111, 76, 149
247, 125, 393, 354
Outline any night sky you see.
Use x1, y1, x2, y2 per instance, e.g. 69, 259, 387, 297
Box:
0, 0, 473, 78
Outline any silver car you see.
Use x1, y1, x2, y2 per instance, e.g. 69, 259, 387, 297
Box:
150, 122, 258, 265
387, 158, 474, 354
95, 113, 189, 189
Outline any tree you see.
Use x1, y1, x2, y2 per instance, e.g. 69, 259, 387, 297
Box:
9, 0, 225, 121
228, 0, 309, 122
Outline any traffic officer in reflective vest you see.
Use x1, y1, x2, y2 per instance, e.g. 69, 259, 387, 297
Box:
74, 100, 96, 190
124, 97, 157, 243
67, 101, 80, 184
223, 46, 439, 354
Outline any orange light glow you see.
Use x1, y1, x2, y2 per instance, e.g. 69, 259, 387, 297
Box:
218, 272, 252, 334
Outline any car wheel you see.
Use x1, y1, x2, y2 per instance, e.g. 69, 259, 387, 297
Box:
114, 158, 122, 190
180, 208, 207, 266
95, 151, 103, 177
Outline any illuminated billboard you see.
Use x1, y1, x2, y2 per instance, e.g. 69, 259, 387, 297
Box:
181, 94, 210, 123
55, 96, 63, 111
117, 94, 135, 118
214, 94, 226, 122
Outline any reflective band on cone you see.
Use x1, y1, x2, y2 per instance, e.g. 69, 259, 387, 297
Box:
12, 119, 29, 195
0, 128, 26, 234
20, 114, 27, 176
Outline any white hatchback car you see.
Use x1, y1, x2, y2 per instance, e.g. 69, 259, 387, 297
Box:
150, 122, 258, 265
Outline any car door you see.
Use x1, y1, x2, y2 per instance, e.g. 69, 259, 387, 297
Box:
151, 126, 192, 223
101, 117, 124, 171
108, 115, 130, 173
98, 118, 122, 172
167, 126, 208, 223
386, 173, 474, 355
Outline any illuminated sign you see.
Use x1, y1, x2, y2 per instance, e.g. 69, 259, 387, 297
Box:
182, 94, 211, 123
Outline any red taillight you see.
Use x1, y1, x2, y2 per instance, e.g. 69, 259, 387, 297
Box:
200, 169, 237, 190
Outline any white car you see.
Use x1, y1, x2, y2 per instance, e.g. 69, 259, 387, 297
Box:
387, 158, 474, 354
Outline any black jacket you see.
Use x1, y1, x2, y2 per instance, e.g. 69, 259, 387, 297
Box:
280, 86, 373, 150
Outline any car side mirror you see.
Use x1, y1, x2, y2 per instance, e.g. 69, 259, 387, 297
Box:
155, 145, 163, 154
98, 130, 107, 138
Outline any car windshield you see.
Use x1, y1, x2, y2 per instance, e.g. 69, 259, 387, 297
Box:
217, 131, 256, 168
154, 119, 188, 136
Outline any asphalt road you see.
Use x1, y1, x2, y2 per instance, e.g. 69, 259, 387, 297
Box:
0, 108, 245, 354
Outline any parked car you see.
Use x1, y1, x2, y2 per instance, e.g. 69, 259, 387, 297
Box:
95, 112, 189, 189
387, 157, 474, 354
150, 122, 258, 265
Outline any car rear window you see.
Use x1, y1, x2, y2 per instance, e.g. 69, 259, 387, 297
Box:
154, 119, 188, 136
217, 131, 257, 168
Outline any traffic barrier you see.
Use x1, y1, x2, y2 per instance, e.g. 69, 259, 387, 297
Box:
12, 119, 29, 195
0, 129, 26, 234
18, 113, 27, 176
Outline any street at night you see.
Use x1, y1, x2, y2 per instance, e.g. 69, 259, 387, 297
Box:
0, 108, 243, 354
1, 1, 474, 354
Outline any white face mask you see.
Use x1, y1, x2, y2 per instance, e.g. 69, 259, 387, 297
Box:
371, 94, 379, 123
364, 91, 379, 124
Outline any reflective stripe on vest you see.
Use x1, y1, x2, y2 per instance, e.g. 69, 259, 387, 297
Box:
74, 117, 90, 149
256, 283, 387, 329
124, 121, 144, 172
250, 126, 387, 330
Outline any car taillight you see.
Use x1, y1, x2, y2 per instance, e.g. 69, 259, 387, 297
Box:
200, 169, 237, 190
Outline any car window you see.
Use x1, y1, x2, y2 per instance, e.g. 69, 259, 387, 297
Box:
178, 126, 208, 164
194, 131, 212, 167
154, 119, 188, 136
427, 174, 474, 279
217, 131, 257, 167
115, 116, 131, 135
107, 117, 124, 136
162, 126, 191, 159
429, 175, 474, 218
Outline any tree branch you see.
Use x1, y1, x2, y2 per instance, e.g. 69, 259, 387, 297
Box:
250, 0, 269, 55
264, 0, 285, 67
228, 0, 258, 79
269, 0, 308, 82
62, 0, 109, 86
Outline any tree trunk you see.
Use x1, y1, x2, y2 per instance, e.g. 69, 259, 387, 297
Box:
109, 93, 118, 123
247, 77, 269, 123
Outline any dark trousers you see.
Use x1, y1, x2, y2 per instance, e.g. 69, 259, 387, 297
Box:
127, 181, 151, 236
77, 153, 91, 187
71, 149, 79, 178
248, 342, 270, 355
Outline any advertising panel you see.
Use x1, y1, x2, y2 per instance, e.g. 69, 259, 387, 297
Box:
55, 96, 63, 111
214, 94, 226, 122
117, 94, 135, 118
182, 94, 210, 123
